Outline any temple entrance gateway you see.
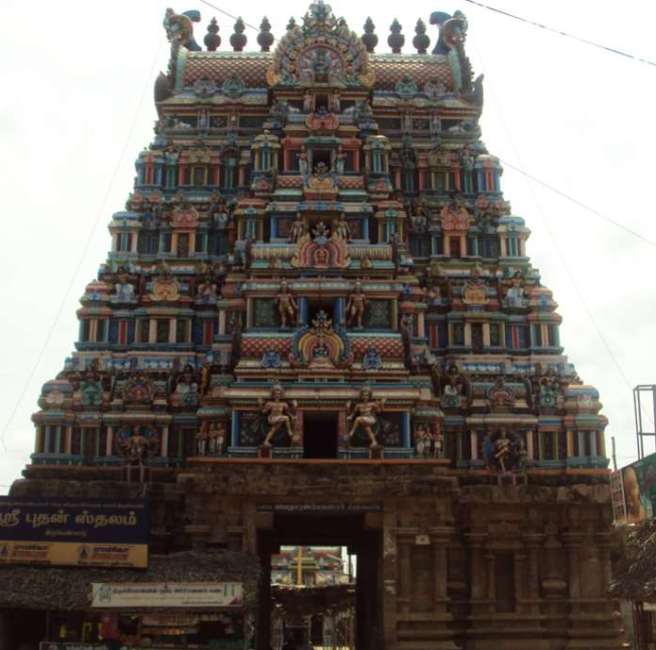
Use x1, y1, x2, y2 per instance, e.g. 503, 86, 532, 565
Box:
257, 512, 382, 650
303, 412, 339, 459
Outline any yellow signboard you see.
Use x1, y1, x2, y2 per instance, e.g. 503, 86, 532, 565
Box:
0, 541, 148, 568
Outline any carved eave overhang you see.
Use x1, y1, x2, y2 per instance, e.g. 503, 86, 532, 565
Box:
213, 383, 429, 406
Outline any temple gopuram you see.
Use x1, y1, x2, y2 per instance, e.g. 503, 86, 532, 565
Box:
3, 3, 626, 650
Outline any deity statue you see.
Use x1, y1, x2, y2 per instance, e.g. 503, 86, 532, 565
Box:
80, 362, 104, 407
504, 271, 528, 308
414, 424, 433, 458
483, 429, 525, 474
335, 147, 346, 175
427, 280, 442, 305
346, 281, 367, 328
118, 427, 159, 466
463, 268, 488, 306
288, 214, 306, 243
532, 365, 564, 411
298, 148, 309, 180
172, 364, 199, 407
259, 384, 298, 447
487, 376, 515, 411
332, 214, 351, 241
195, 426, 208, 456
460, 145, 476, 194
434, 363, 471, 409
197, 273, 218, 302
362, 346, 382, 371
113, 268, 136, 302
208, 421, 227, 455
346, 386, 385, 447
276, 281, 298, 328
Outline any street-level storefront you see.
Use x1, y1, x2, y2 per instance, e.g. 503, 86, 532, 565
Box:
0, 550, 259, 650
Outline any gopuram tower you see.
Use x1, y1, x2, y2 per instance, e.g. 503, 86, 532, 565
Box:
14, 3, 625, 649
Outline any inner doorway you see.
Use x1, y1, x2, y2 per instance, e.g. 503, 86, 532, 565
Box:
258, 513, 382, 650
303, 413, 338, 459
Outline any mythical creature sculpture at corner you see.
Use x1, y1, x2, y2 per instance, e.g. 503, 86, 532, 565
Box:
258, 384, 300, 447
346, 386, 385, 448
163, 8, 202, 51
429, 10, 483, 105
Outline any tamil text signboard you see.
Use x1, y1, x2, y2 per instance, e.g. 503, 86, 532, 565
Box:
91, 582, 243, 609
0, 498, 149, 568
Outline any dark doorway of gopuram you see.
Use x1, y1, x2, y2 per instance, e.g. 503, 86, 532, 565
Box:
257, 512, 382, 650
302, 412, 339, 459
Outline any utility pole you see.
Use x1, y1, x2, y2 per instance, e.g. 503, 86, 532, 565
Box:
611, 436, 617, 472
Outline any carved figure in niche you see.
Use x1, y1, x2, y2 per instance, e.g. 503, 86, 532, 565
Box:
313, 160, 331, 177
288, 214, 306, 243
532, 365, 564, 411
118, 426, 159, 466
123, 373, 154, 405
195, 426, 208, 456
504, 271, 527, 307
488, 375, 515, 411
347, 386, 385, 447
440, 200, 471, 232
463, 268, 488, 306
427, 280, 441, 305
208, 421, 226, 455
197, 273, 218, 302
414, 424, 433, 458
311, 221, 330, 242
410, 210, 429, 234
259, 384, 298, 447
151, 263, 179, 301
276, 281, 298, 328
261, 349, 282, 369
172, 364, 198, 407
362, 346, 382, 371
346, 281, 367, 328
113, 268, 136, 302
80, 361, 104, 407
460, 145, 476, 194
335, 147, 346, 175
332, 214, 351, 241
434, 363, 471, 409
200, 359, 212, 396
483, 429, 525, 473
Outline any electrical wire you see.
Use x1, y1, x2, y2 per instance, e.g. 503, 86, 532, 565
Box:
197, 0, 260, 32
0, 36, 164, 453
463, 0, 656, 68
498, 159, 656, 249
470, 40, 641, 408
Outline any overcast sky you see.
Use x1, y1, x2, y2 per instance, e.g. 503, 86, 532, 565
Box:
1, 0, 654, 493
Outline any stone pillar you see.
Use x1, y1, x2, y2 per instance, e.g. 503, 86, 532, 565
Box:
106, 425, 114, 457
523, 533, 544, 616
526, 430, 535, 460
398, 538, 411, 615
486, 551, 496, 613
161, 425, 169, 458
433, 540, 448, 608
470, 431, 478, 460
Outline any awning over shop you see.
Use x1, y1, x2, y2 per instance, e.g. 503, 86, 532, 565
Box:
0, 550, 260, 612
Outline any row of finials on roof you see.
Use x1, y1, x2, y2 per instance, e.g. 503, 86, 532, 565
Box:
164, 7, 466, 55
